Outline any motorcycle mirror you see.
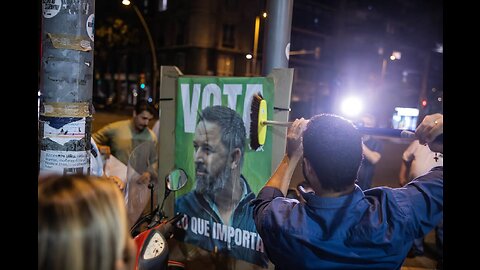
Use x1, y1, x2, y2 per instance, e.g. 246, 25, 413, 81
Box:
165, 168, 188, 191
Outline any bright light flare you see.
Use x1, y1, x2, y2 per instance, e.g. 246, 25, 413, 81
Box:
122, 0, 131, 6
340, 96, 363, 117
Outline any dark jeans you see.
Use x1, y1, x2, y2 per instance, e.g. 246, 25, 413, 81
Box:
412, 218, 443, 258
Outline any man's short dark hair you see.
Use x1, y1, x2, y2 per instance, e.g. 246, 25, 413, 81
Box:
303, 114, 363, 192
135, 100, 157, 116
198, 106, 246, 167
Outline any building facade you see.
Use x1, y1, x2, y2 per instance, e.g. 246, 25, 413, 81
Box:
94, 0, 442, 125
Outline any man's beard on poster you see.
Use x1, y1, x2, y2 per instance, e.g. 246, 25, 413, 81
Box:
195, 162, 232, 198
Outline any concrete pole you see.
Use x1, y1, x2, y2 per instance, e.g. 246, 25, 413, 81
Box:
262, 0, 294, 76
38, 0, 95, 177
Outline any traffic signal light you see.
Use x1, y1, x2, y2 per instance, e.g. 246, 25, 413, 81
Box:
139, 73, 146, 89
421, 99, 427, 107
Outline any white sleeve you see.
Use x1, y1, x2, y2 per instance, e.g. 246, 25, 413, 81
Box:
90, 138, 104, 176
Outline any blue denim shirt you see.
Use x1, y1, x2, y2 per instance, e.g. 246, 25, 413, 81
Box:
252, 167, 443, 270
175, 175, 269, 268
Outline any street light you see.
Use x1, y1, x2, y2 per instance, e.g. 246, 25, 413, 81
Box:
251, 15, 261, 75
122, 0, 158, 103
250, 12, 267, 75
380, 50, 401, 82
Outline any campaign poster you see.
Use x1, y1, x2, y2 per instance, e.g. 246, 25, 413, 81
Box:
174, 76, 274, 267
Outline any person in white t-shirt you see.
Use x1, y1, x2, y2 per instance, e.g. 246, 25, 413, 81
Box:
399, 139, 443, 260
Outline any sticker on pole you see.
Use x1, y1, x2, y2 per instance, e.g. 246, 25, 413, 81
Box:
43, 0, 62, 19
86, 14, 95, 41
285, 43, 290, 60
39, 117, 89, 176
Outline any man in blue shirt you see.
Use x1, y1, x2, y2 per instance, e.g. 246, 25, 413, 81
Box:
356, 113, 383, 190
252, 113, 443, 269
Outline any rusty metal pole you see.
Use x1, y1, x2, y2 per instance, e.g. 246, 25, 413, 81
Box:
38, 0, 96, 177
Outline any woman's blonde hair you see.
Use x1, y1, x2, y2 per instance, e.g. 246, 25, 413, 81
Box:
38, 174, 133, 270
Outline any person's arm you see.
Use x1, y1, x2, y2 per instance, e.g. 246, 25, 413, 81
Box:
415, 113, 443, 153
399, 160, 411, 186
252, 118, 307, 210
106, 175, 126, 191
362, 142, 382, 164
92, 125, 112, 158
265, 156, 299, 196
399, 167, 443, 238
251, 120, 309, 268
264, 118, 308, 196
97, 145, 111, 159
399, 141, 416, 186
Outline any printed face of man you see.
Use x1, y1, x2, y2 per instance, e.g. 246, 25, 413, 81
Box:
133, 110, 154, 132
193, 120, 231, 195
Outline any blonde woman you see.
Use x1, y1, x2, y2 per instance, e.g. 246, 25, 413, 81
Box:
38, 174, 136, 270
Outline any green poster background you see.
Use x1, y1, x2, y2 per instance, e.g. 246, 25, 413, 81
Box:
174, 76, 274, 198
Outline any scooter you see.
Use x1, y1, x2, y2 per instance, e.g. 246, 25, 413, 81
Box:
122, 141, 188, 270
131, 168, 188, 270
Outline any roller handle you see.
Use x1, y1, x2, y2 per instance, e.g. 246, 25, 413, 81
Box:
262, 120, 418, 138
261, 121, 443, 142
261, 120, 292, 127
